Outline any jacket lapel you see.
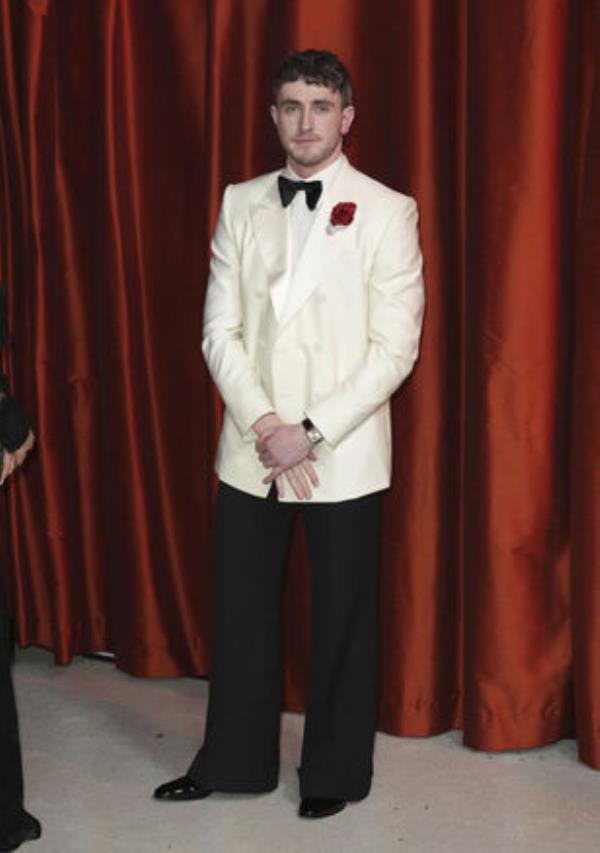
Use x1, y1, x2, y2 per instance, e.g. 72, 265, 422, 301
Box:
249, 179, 289, 312
278, 156, 351, 330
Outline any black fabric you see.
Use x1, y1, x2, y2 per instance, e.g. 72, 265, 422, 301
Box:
0, 284, 29, 452
0, 287, 28, 816
0, 395, 29, 453
0, 568, 23, 811
188, 482, 381, 800
0, 284, 8, 349
0, 804, 40, 849
277, 175, 323, 210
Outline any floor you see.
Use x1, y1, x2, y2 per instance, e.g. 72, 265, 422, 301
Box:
12, 648, 599, 853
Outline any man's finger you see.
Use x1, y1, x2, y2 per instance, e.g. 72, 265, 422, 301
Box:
275, 475, 285, 498
287, 470, 305, 500
287, 466, 311, 500
263, 464, 287, 484
299, 467, 313, 500
302, 460, 319, 487
255, 433, 272, 453
0, 452, 13, 486
284, 467, 301, 499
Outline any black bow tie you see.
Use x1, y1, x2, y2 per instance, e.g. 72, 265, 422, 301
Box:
278, 175, 322, 211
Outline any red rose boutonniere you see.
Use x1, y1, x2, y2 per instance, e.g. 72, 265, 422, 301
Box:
329, 202, 357, 229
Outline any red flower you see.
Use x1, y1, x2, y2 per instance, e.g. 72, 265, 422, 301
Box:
330, 202, 357, 227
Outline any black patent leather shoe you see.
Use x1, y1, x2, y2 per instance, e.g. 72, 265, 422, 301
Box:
153, 775, 213, 802
0, 806, 42, 851
298, 797, 347, 819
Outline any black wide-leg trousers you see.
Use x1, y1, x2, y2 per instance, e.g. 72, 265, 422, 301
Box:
0, 575, 23, 811
188, 482, 381, 801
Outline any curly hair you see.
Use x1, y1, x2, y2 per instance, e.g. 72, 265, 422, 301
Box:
272, 50, 353, 107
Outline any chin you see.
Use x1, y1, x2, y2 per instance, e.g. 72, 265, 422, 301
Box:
292, 152, 328, 169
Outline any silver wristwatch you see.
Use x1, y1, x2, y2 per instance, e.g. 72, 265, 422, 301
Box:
302, 417, 323, 446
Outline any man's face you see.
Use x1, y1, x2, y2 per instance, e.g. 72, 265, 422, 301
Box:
270, 79, 355, 177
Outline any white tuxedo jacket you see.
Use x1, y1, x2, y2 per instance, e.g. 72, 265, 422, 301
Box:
202, 155, 425, 502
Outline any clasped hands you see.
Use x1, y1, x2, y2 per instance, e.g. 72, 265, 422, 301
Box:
253, 413, 318, 500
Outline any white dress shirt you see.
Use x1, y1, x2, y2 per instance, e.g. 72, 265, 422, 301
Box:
270, 155, 345, 320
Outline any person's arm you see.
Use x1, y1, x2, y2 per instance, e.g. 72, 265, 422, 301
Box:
202, 186, 274, 437
304, 195, 425, 447
0, 374, 34, 486
202, 189, 318, 500
259, 195, 425, 474
0, 429, 35, 486
0, 383, 31, 450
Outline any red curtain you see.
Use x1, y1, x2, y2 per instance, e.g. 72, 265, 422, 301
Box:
1, 0, 599, 767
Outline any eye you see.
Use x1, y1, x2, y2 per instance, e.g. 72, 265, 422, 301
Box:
283, 104, 299, 114
315, 104, 331, 113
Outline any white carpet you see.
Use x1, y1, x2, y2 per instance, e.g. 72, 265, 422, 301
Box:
12, 648, 599, 853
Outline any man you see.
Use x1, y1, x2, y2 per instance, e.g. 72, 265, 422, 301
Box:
0, 284, 39, 851
155, 49, 424, 819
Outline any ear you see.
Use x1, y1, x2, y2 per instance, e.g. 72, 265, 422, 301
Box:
269, 104, 279, 127
341, 105, 355, 137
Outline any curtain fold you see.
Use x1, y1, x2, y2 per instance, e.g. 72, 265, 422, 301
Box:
1, 0, 599, 767
462, 0, 575, 751
571, 0, 600, 768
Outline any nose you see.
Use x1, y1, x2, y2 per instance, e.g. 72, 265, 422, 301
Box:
299, 107, 313, 133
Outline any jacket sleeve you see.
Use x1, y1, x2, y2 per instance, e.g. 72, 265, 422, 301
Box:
305, 196, 425, 448
0, 373, 30, 451
201, 186, 274, 436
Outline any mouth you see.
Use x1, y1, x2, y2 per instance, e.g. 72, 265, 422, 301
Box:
294, 137, 319, 144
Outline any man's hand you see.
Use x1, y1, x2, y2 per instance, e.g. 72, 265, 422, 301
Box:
253, 414, 319, 499
272, 459, 319, 501
252, 412, 281, 437
0, 429, 35, 486
256, 423, 312, 473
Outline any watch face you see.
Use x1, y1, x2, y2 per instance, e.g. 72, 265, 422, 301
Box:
307, 428, 321, 445
302, 419, 322, 445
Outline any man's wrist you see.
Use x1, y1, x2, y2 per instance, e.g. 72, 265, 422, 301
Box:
302, 417, 323, 447
253, 412, 278, 436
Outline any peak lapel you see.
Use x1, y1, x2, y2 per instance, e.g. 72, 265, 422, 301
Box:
250, 179, 288, 284
278, 157, 350, 330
